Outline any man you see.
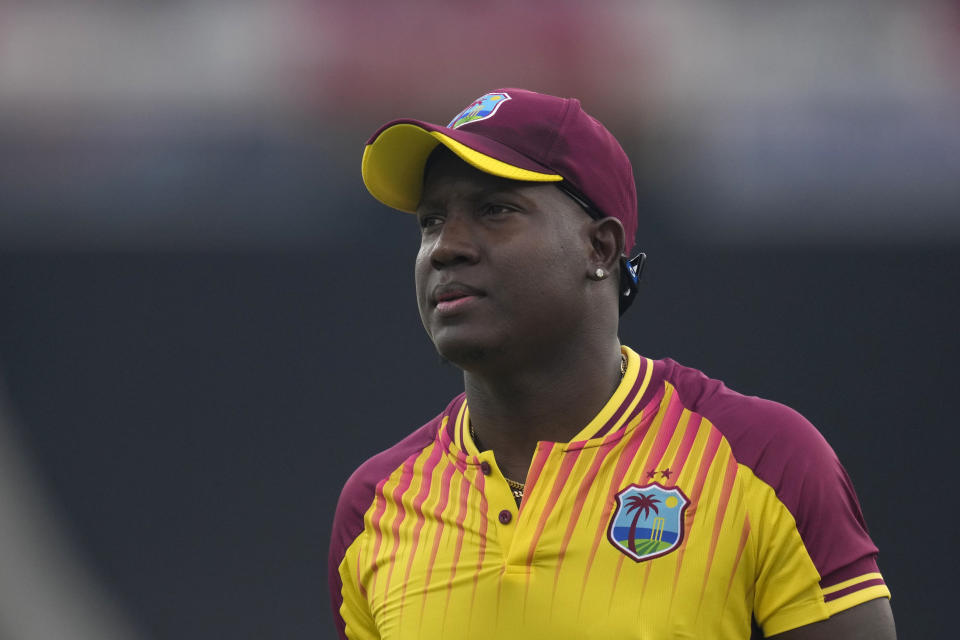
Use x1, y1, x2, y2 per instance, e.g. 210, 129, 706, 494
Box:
329, 89, 895, 639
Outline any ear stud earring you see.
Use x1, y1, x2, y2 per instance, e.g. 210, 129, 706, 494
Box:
594, 268, 607, 280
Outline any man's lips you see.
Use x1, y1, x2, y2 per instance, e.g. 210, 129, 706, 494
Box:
431, 283, 485, 313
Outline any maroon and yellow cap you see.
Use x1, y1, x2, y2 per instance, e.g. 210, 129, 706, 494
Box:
361, 89, 638, 253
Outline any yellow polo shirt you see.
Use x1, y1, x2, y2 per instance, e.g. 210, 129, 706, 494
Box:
329, 347, 888, 639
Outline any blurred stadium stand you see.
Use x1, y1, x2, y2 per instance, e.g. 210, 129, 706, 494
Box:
0, 384, 144, 639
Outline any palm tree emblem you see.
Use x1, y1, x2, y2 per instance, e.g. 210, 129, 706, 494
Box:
625, 493, 660, 554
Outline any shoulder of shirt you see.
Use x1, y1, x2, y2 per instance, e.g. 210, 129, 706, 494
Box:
328, 393, 462, 560
656, 357, 840, 497
651, 357, 882, 594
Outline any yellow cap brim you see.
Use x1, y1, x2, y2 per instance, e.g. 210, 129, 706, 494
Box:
361, 123, 562, 213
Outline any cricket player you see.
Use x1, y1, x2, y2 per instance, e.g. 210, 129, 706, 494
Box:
329, 89, 896, 639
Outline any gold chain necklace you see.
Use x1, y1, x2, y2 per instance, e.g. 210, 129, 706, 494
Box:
468, 353, 626, 507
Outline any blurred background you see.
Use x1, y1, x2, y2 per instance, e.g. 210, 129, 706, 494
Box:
0, 0, 956, 637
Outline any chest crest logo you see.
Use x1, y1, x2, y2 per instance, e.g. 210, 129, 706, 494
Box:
607, 483, 690, 562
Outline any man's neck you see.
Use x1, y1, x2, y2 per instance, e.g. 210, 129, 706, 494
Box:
462, 339, 624, 483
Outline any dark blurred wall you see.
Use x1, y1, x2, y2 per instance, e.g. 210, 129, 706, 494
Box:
1, 243, 956, 639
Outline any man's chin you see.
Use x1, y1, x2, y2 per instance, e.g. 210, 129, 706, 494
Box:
431, 331, 503, 371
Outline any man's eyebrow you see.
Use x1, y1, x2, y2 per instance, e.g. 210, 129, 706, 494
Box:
415, 197, 447, 214
418, 186, 511, 209
472, 182, 537, 203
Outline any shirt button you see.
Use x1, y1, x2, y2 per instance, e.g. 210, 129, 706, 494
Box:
480, 461, 492, 475
498, 509, 512, 524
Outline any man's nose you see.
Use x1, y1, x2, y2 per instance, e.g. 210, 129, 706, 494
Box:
428, 213, 480, 269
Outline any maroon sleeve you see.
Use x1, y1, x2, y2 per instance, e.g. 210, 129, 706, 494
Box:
327, 414, 444, 639
663, 359, 881, 589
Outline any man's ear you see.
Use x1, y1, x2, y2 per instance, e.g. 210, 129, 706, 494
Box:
589, 217, 626, 272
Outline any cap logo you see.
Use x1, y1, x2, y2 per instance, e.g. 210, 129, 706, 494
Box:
448, 92, 511, 129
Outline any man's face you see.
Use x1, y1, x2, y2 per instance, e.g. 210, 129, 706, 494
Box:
414, 149, 595, 369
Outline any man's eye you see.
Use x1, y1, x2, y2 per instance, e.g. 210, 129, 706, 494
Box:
482, 204, 514, 216
419, 215, 443, 229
